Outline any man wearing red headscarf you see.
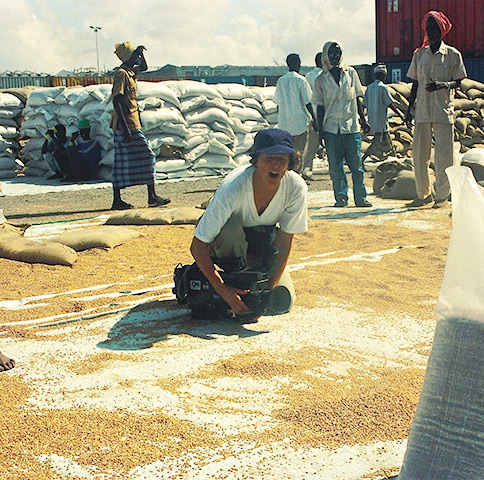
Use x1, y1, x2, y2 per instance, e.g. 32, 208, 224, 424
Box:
405, 11, 466, 208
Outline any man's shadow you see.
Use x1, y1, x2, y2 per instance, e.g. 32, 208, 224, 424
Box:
97, 299, 267, 351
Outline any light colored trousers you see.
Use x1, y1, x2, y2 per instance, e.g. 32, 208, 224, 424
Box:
292, 131, 309, 173
413, 122, 454, 201
302, 125, 320, 172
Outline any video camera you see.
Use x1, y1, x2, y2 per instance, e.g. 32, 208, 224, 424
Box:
173, 262, 291, 321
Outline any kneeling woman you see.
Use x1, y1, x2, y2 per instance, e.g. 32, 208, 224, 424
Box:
190, 128, 308, 317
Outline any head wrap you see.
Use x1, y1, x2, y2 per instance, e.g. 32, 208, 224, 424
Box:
321, 41, 346, 73
114, 42, 135, 62
418, 11, 452, 50
374, 64, 387, 74
77, 118, 90, 129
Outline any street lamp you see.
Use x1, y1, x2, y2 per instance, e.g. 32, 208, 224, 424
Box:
90, 26, 102, 74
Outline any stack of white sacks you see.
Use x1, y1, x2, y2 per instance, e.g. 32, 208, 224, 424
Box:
0, 92, 24, 179
17, 80, 279, 181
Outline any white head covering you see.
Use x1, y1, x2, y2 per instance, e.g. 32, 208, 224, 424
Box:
322, 40, 346, 73
374, 64, 387, 74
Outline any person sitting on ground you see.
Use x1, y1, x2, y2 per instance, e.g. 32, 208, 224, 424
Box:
362, 64, 405, 168
190, 128, 308, 319
41, 124, 71, 180
66, 118, 102, 181
110, 42, 170, 210
0, 350, 15, 372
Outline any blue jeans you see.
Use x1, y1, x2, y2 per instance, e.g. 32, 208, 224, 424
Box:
323, 131, 367, 203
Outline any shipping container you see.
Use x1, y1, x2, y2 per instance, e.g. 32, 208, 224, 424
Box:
51, 76, 114, 87
0, 75, 51, 89
376, 0, 484, 63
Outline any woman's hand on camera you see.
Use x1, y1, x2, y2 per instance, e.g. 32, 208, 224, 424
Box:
218, 285, 251, 315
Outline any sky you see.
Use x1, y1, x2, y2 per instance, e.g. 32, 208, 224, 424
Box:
0, 0, 376, 75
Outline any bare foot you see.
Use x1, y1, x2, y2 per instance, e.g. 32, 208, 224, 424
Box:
0, 351, 15, 372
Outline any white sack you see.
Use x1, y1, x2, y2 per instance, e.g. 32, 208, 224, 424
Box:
26, 87, 65, 107
192, 154, 237, 170
140, 108, 186, 132
165, 80, 222, 100
229, 106, 264, 122
185, 107, 233, 126
0, 92, 22, 108
155, 158, 191, 173
137, 82, 181, 107
215, 83, 255, 100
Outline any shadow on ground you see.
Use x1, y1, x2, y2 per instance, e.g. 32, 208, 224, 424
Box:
97, 299, 267, 350
7, 208, 110, 222
309, 206, 408, 220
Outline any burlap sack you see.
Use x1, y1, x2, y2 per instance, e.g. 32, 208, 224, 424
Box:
455, 116, 472, 134
465, 88, 484, 100
0, 234, 77, 266
372, 159, 412, 194
459, 78, 484, 94
106, 207, 204, 226
380, 170, 434, 200
51, 226, 142, 251
389, 82, 412, 98
461, 148, 484, 182
454, 98, 479, 111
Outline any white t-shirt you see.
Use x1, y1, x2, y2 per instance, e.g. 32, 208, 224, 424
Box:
274, 71, 313, 136
194, 164, 308, 244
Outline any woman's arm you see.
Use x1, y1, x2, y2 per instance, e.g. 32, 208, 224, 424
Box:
267, 230, 293, 290
190, 237, 251, 315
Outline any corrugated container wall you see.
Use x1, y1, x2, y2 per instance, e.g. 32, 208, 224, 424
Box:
0, 75, 51, 89
376, 0, 484, 63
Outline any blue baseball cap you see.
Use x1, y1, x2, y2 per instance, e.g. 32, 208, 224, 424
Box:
252, 128, 297, 156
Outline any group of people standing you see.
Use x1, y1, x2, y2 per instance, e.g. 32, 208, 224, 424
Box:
274, 10, 466, 210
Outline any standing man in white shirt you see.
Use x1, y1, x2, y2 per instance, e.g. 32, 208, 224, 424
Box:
312, 41, 372, 207
302, 52, 323, 180
405, 11, 466, 209
275, 54, 316, 173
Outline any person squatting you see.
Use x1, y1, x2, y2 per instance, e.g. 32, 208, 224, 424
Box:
174, 128, 308, 323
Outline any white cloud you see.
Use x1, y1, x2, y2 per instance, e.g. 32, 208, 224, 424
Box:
0, 0, 375, 74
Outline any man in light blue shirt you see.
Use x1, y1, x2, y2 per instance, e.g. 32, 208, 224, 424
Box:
362, 64, 404, 165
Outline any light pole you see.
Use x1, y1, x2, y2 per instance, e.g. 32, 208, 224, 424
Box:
90, 26, 102, 74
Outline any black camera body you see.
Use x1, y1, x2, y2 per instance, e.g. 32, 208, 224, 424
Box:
173, 263, 290, 320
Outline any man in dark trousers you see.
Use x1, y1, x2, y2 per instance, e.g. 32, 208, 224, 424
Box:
110, 42, 170, 210
312, 41, 372, 208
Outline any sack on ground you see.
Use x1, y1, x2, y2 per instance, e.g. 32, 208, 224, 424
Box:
51, 226, 142, 251
398, 166, 484, 480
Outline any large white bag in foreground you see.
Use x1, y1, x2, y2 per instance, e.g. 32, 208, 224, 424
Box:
398, 165, 484, 479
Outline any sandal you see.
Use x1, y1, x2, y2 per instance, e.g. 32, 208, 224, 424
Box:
148, 196, 171, 207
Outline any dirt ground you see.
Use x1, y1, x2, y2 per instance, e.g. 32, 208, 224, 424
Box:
0, 172, 452, 480
0, 173, 333, 225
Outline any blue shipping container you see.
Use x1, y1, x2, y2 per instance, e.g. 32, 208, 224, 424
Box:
0, 75, 51, 89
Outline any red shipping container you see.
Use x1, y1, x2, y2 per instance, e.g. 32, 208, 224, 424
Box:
376, 0, 484, 63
